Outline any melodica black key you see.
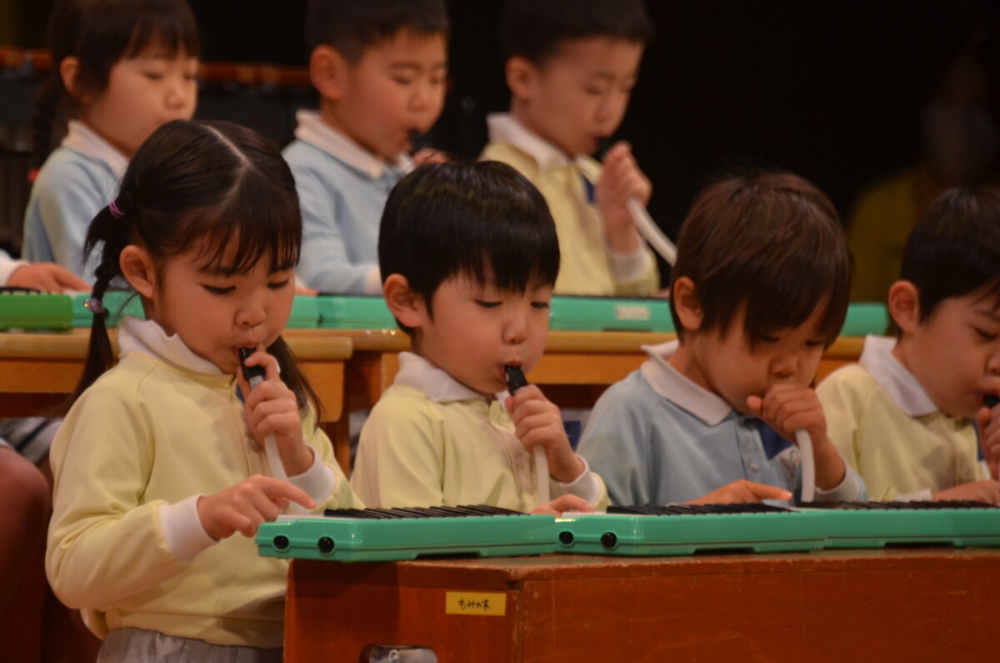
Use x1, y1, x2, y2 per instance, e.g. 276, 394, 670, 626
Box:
259, 505, 557, 562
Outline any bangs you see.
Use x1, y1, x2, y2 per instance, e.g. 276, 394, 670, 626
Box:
456, 229, 559, 295
184, 180, 301, 276
122, 3, 201, 61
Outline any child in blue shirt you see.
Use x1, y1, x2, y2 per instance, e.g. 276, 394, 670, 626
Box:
579, 171, 867, 506
23, 0, 199, 282
284, 0, 449, 295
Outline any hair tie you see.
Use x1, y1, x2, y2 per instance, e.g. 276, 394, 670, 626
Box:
84, 297, 106, 316
108, 199, 125, 219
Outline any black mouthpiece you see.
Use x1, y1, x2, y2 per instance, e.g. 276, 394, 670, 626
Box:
504, 365, 530, 394
239, 348, 265, 383
986, 394, 1000, 409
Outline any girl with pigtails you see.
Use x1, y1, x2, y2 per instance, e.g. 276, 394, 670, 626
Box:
46, 120, 363, 663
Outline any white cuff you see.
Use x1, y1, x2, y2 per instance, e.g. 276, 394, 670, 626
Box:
896, 489, 934, 502
813, 468, 863, 503
607, 243, 652, 284
288, 448, 337, 505
552, 455, 602, 504
363, 266, 383, 296
159, 495, 218, 563
0, 257, 28, 287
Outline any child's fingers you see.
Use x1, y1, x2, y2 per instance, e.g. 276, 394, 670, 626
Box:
529, 494, 593, 516
242, 349, 281, 383
743, 482, 793, 502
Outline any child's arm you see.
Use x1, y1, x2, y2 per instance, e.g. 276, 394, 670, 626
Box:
291, 165, 381, 295
28, 162, 109, 281
595, 142, 649, 255
748, 383, 865, 501
930, 481, 1000, 505
506, 385, 608, 509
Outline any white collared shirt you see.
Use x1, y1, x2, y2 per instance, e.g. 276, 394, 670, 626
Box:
293, 110, 412, 179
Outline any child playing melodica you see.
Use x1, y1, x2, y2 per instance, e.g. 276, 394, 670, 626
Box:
819, 188, 1000, 504
285, 0, 449, 295
24, 0, 199, 281
46, 120, 362, 663
579, 171, 868, 507
351, 161, 606, 515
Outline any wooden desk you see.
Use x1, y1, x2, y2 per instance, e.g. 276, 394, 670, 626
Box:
285, 548, 1000, 662
0, 330, 353, 461
336, 329, 864, 410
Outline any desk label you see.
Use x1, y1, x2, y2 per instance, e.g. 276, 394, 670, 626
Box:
445, 592, 506, 616
614, 305, 650, 321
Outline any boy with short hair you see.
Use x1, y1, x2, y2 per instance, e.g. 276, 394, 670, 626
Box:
482, 0, 659, 297
579, 172, 867, 506
818, 188, 1000, 504
351, 161, 607, 514
284, 0, 449, 295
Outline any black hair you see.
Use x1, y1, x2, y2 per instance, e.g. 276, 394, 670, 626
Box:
500, 0, 653, 65
305, 0, 449, 61
670, 171, 853, 349
901, 187, 1000, 321
378, 161, 560, 335
65, 120, 320, 419
30, 0, 201, 171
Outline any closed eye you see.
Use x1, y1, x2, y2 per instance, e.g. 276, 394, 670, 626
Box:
268, 280, 291, 290
806, 340, 825, 348
475, 300, 501, 309
975, 328, 999, 342
531, 301, 550, 310
204, 285, 234, 296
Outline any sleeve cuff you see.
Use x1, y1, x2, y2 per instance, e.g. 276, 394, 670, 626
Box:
813, 466, 864, 503
363, 266, 382, 296
159, 495, 218, 564
288, 447, 337, 505
0, 257, 28, 287
897, 489, 934, 502
606, 243, 652, 284
552, 455, 602, 504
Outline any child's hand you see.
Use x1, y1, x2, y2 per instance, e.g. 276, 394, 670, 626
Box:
977, 403, 1000, 480
932, 480, 1000, 506
747, 383, 847, 490
238, 349, 313, 477
197, 475, 316, 539
8, 262, 90, 293
529, 494, 594, 517
687, 480, 792, 505
506, 385, 584, 484
596, 141, 651, 254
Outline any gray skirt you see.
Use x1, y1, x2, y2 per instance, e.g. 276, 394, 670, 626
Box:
97, 628, 282, 663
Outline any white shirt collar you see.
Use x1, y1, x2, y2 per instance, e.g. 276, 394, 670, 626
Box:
60, 120, 129, 179
393, 351, 506, 404
638, 340, 735, 426
117, 316, 224, 376
293, 110, 412, 179
487, 113, 574, 174
859, 335, 939, 417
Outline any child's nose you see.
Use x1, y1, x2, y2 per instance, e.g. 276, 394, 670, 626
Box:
236, 298, 267, 331
771, 353, 798, 380
503, 312, 528, 345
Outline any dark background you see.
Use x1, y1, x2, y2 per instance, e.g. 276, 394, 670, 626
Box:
3, 0, 999, 254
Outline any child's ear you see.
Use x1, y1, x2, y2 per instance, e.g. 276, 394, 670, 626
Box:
672, 277, 704, 332
59, 56, 90, 104
119, 245, 157, 300
505, 56, 540, 102
383, 274, 424, 329
310, 46, 349, 101
888, 280, 921, 334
